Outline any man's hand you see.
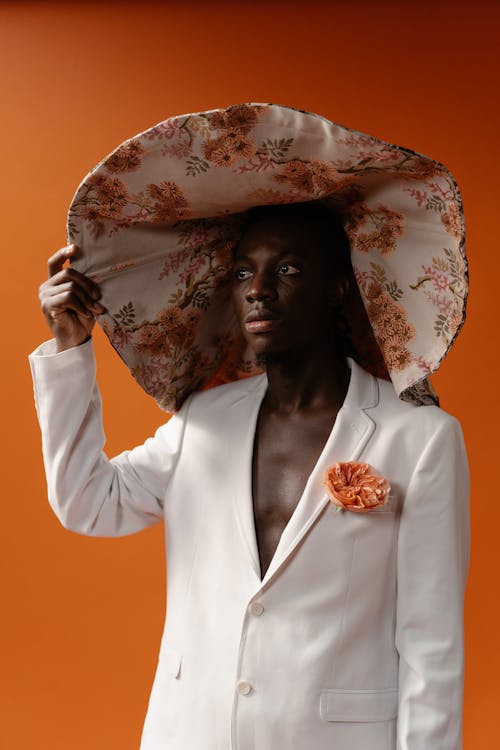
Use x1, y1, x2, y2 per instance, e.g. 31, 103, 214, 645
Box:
39, 244, 105, 352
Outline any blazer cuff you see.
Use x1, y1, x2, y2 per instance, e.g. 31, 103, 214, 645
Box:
28, 337, 97, 419
28, 337, 95, 371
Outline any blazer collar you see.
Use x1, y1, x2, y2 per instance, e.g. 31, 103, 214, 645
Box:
227, 357, 379, 588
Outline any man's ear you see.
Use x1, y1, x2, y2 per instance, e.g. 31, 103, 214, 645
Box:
327, 277, 351, 308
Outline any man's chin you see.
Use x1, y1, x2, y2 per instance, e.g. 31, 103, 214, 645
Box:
255, 352, 269, 369
254, 350, 284, 369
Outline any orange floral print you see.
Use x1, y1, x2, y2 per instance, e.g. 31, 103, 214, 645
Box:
274, 160, 314, 192
134, 324, 166, 354
324, 462, 390, 512
440, 203, 462, 238
225, 104, 260, 131
351, 206, 405, 256
310, 160, 337, 186
206, 103, 261, 134
366, 287, 416, 371
272, 159, 357, 198
379, 334, 413, 370
202, 125, 258, 167
154, 306, 201, 348
146, 181, 190, 223
219, 129, 257, 160
86, 174, 129, 219
158, 306, 183, 331
205, 111, 228, 130
310, 161, 356, 194
202, 137, 238, 167
106, 141, 145, 173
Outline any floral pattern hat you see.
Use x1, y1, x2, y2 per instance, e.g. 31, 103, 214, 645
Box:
67, 103, 468, 411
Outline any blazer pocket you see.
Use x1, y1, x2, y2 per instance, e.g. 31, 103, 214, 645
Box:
320, 688, 398, 722
160, 642, 182, 679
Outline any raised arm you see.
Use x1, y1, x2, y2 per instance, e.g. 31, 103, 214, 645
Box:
30, 245, 189, 536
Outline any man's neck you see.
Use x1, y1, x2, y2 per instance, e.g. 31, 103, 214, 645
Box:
260, 345, 350, 416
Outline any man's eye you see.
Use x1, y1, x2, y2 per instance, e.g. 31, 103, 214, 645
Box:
235, 268, 252, 280
277, 263, 300, 275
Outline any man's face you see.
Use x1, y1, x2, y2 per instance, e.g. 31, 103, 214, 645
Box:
231, 214, 335, 360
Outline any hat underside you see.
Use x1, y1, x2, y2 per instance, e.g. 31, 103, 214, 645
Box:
67, 103, 467, 411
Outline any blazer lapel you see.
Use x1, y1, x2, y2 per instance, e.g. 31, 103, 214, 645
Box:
227, 374, 268, 584
262, 358, 379, 585
227, 359, 379, 589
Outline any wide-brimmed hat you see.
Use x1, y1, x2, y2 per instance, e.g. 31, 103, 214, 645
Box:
66, 103, 467, 411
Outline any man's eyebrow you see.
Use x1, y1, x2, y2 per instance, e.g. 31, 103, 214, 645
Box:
273, 249, 307, 263
232, 253, 305, 267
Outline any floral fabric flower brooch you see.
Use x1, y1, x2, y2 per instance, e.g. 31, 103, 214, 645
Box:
324, 462, 390, 513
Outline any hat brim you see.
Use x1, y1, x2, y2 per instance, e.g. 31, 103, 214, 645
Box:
67, 103, 467, 411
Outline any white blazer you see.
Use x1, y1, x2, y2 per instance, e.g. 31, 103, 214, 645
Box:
29, 339, 470, 750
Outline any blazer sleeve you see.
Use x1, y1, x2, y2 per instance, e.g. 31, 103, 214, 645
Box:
29, 338, 189, 537
395, 413, 470, 749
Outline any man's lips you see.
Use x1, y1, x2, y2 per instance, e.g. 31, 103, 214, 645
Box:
245, 319, 280, 333
244, 310, 281, 334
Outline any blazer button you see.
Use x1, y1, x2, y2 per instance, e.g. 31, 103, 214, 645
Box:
237, 680, 253, 695
249, 601, 264, 617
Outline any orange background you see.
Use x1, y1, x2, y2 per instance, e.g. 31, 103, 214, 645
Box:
2, 1, 499, 747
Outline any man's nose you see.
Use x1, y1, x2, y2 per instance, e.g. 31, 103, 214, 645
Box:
245, 271, 277, 303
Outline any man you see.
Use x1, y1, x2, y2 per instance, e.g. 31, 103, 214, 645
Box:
31, 200, 469, 750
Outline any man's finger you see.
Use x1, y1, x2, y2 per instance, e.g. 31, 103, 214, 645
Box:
44, 281, 105, 314
47, 244, 77, 278
45, 267, 102, 302
43, 290, 94, 320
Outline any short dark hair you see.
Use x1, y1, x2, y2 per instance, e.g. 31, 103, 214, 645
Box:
237, 200, 352, 281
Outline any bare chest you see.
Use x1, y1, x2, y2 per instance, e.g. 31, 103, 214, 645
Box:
251, 409, 338, 579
